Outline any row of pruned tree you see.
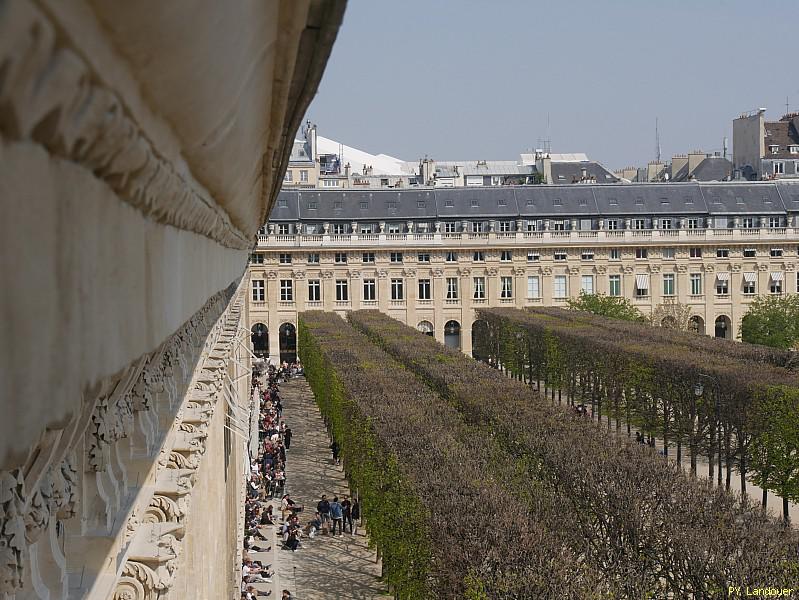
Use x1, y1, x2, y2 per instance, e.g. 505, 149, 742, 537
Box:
475, 306, 799, 522
298, 312, 605, 599
347, 309, 798, 596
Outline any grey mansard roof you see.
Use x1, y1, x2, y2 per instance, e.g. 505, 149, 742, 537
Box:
269, 182, 799, 221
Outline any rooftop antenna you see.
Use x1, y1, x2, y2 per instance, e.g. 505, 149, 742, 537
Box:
536, 114, 552, 155
655, 117, 661, 163
787, 96, 791, 116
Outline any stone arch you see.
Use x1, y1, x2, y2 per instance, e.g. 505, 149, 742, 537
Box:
689, 315, 705, 335
278, 322, 297, 364
417, 320, 434, 336
471, 319, 490, 362
444, 320, 461, 350
714, 315, 732, 339
251, 323, 269, 357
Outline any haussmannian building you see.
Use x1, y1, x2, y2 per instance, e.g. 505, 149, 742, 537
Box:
247, 182, 799, 361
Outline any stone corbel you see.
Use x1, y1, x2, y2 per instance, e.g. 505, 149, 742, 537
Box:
114, 523, 184, 600
0, 470, 27, 595
513, 268, 526, 277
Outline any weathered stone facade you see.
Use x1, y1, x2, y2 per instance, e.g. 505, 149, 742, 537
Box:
0, 0, 344, 597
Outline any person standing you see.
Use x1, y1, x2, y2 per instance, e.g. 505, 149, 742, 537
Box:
341, 496, 353, 534
329, 496, 343, 536
317, 494, 331, 534
284, 427, 292, 450
330, 440, 340, 465
351, 498, 360, 536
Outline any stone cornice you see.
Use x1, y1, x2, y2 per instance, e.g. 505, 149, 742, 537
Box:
0, 0, 250, 250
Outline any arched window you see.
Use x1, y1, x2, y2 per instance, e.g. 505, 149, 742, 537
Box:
714, 315, 731, 339
417, 321, 434, 336
689, 315, 705, 335
444, 320, 461, 350
251, 323, 269, 357
279, 323, 297, 364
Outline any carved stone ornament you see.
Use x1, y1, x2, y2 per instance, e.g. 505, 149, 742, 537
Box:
292, 270, 306, 280
622, 265, 634, 274
542, 266, 553, 276
0, 0, 248, 248
568, 266, 580, 276
348, 270, 362, 279
703, 263, 715, 273
649, 264, 661, 274
0, 470, 26, 594
402, 268, 416, 278
486, 267, 498, 277
595, 265, 607, 275
377, 270, 389, 279
677, 264, 689, 273
458, 268, 472, 278
513, 268, 526, 277
785, 262, 796, 272
731, 263, 742, 273
266, 270, 278, 280
322, 270, 334, 279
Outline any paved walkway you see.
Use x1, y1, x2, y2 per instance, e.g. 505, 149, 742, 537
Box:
254, 377, 389, 599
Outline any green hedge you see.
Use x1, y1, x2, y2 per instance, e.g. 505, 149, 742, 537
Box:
299, 312, 603, 598
348, 310, 799, 597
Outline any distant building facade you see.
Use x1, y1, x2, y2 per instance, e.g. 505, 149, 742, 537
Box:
246, 182, 799, 361
734, 109, 799, 180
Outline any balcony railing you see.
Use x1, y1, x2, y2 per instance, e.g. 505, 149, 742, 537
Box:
255, 227, 799, 249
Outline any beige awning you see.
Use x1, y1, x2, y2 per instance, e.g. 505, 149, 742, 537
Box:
635, 274, 650, 290
716, 272, 730, 281
770, 271, 783, 282
743, 272, 757, 283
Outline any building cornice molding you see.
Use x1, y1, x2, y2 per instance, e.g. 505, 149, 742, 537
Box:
0, 0, 250, 250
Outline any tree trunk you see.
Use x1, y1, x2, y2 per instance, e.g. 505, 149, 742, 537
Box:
762, 488, 768, 509
724, 431, 732, 491
784, 496, 790, 523
739, 443, 747, 499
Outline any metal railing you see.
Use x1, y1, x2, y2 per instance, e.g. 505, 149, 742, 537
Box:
255, 227, 799, 249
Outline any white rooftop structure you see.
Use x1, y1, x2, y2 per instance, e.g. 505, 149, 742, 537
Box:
316, 135, 411, 175
519, 152, 589, 165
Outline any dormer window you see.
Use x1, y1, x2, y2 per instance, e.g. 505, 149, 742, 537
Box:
770, 145, 780, 154
790, 145, 799, 154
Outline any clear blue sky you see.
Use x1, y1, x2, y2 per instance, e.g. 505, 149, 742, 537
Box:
306, 0, 798, 170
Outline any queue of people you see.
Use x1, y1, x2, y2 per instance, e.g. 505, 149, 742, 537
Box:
241, 361, 299, 599
240, 359, 360, 599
